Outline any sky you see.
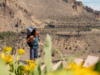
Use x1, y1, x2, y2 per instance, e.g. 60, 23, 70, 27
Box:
76, 0, 100, 11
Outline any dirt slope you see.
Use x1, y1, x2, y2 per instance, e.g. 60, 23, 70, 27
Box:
0, 0, 100, 32
0, 0, 46, 32
15, 0, 96, 20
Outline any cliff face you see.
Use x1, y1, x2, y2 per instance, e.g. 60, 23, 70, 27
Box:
64, 0, 84, 8
74, 1, 84, 8
73, 4, 78, 11
94, 11, 100, 19
63, 0, 84, 11
64, 0, 76, 3
83, 6, 100, 19
97, 13, 100, 19
0, 1, 45, 32
68, 0, 100, 19
72, 1, 84, 11
65, 0, 100, 18
0, 2, 14, 17
0, 0, 100, 32
84, 6, 95, 13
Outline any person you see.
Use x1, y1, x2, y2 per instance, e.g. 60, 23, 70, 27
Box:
27, 28, 40, 61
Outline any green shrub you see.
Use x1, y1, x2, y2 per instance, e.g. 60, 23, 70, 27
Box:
85, 47, 88, 50
69, 47, 72, 50
76, 27, 91, 32
83, 51, 85, 53
0, 31, 20, 40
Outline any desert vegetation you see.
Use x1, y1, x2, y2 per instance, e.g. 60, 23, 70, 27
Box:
1, 26, 100, 61
0, 35, 100, 75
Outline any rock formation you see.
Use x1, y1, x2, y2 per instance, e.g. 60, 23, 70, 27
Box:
72, 0, 84, 11
64, 0, 76, 3
74, 1, 84, 8
84, 6, 95, 13
0, 1, 45, 32
0, 0, 100, 32
73, 4, 78, 11
97, 13, 100, 19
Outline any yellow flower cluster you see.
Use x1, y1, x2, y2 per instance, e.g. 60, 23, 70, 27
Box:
1, 52, 13, 63
0, 47, 13, 63
1, 52, 5, 59
64, 62, 100, 75
25, 60, 37, 72
26, 60, 34, 63
3, 46, 12, 54
18, 49, 25, 55
0, 46, 37, 75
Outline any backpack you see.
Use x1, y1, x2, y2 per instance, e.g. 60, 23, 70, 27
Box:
27, 26, 36, 47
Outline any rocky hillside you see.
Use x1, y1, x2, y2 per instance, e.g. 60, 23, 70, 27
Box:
65, 0, 100, 18
0, 0, 45, 32
84, 6, 100, 20
15, 0, 100, 21
0, 0, 100, 32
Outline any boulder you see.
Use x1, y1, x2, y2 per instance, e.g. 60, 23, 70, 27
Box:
84, 6, 95, 13
74, 1, 84, 8
74, 58, 84, 65
83, 55, 99, 67
73, 4, 78, 11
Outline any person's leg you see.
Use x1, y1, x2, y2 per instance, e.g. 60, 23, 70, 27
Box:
33, 58, 35, 61
30, 47, 34, 60
30, 47, 32, 60
34, 48, 38, 61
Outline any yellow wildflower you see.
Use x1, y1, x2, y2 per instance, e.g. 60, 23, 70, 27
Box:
1, 53, 13, 63
25, 65, 31, 71
68, 62, 100, 75
18, 49, 25, 55
26, 60, 34, 63
3, 54, 13, 63
30, 63, 37, 68
73, 67, 100, 75
68, 61, 84, 70
87, 65, 95, 70
3, 46, 12, 54
30, 63, 37, 71
68, 62, 76, 69
25, 61, 37, 72
1, 52, 5, 59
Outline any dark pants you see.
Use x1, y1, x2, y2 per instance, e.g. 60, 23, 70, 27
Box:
30, 47, 38, 60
